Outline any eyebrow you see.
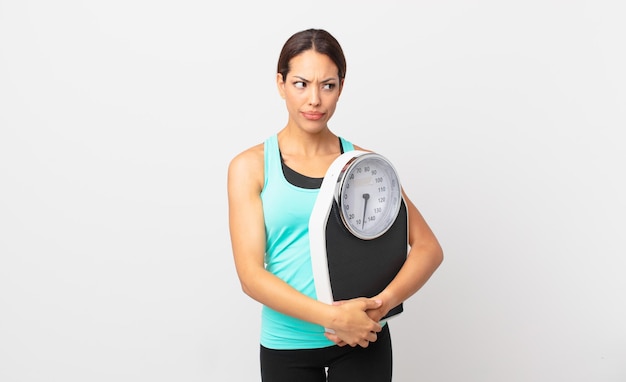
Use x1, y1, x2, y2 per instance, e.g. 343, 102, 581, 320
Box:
293, 75, 337, 83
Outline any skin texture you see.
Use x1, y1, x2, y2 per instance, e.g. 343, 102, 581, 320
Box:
227, 49, 443, 348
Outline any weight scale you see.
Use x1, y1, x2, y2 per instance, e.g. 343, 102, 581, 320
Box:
309, 150, 408, 324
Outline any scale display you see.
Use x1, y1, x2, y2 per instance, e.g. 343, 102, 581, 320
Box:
309, 151, 408, 324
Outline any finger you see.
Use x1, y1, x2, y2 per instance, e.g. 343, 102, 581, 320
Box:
325, 332, 350, 348
324, 332, 342, 345
367, 331, 378, 343
363, 299, 382, 310
370, 321, 383, 333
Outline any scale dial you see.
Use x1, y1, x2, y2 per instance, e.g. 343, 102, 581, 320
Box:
335, 152, 402, 240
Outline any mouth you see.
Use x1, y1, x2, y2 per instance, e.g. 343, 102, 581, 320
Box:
302, 111, 324, 121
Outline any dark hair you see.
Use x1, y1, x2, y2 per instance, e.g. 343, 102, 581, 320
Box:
277, 29, 347, 81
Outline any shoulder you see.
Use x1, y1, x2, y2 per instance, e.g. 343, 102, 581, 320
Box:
351, 144, 371, 152
229, 142, 264, 169
228, 143, 265, 191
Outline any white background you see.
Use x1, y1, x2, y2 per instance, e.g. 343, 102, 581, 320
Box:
1, 1, 625, 381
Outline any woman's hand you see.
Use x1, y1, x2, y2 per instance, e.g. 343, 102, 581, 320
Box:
363, 292, 392, 323
324, 298, 383, 348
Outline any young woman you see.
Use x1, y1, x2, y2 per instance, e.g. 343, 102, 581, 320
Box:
227, 28, 443, 382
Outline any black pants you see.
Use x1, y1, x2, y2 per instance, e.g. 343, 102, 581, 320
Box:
260, 324, 392, 382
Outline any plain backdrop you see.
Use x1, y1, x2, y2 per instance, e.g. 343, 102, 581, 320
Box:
1, 1, 625, 381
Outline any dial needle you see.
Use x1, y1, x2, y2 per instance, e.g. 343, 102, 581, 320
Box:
361, 193, 370, 229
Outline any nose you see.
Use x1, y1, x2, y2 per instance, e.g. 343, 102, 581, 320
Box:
308, 87, 321, 106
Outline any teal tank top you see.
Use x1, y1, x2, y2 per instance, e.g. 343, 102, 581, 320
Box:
260, 134, 354, 350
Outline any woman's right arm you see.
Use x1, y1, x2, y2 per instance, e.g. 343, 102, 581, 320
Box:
227, 146, 381, 347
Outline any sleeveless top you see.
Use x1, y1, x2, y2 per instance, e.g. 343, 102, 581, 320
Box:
260, 134, 354, 350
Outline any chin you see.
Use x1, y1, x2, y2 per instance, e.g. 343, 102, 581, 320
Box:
300, 119, 329, 133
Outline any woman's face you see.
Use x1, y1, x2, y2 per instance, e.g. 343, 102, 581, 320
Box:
277, 49, 343, 134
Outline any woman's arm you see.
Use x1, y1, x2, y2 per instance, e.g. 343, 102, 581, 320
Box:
227, 147, 382, 347
366, 189, 444, 322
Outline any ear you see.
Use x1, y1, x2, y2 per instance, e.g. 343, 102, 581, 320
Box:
337, 78, 345, 99
276, 73, 286, 99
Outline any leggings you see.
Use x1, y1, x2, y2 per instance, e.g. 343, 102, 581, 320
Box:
260, 324, 392, 382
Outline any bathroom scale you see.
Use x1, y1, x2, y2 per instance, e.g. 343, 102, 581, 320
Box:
309, 150, 408, 326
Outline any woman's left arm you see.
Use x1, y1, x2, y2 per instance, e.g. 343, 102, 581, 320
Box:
367, 188, 444, 321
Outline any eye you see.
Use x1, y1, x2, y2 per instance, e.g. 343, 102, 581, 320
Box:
294, 81, 306, 89
323, 83, 336, 90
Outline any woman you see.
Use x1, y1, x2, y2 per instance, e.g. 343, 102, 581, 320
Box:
227, 28, 443, 381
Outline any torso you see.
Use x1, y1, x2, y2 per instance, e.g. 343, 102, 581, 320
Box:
259, 134, 355, 349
